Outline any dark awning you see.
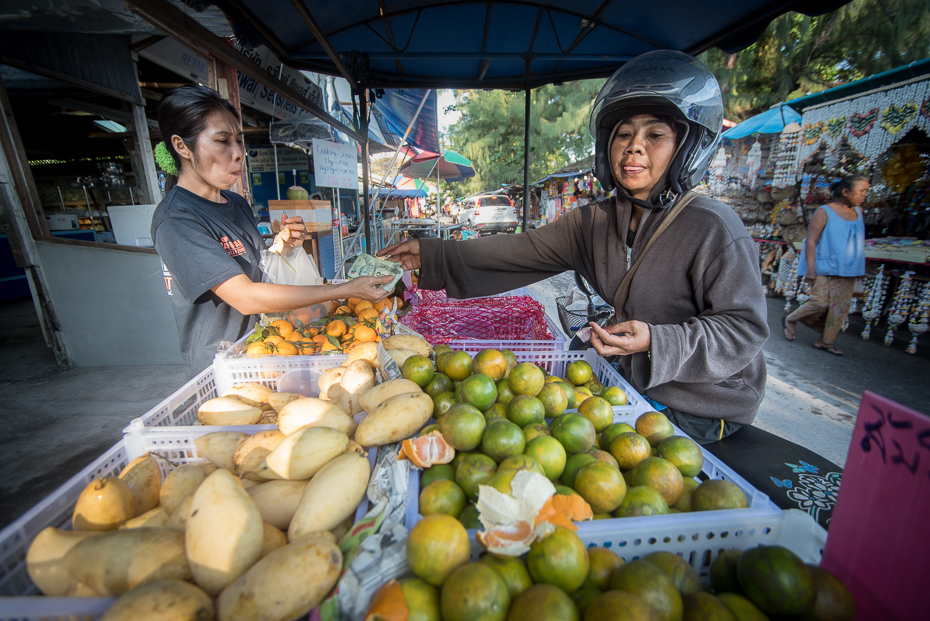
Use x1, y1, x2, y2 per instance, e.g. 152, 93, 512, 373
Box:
202, 0, 851, 90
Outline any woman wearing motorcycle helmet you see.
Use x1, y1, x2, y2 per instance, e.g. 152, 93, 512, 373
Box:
379, 51, 768, 443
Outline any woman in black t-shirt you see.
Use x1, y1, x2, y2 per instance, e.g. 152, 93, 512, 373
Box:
151, 85, 389, 369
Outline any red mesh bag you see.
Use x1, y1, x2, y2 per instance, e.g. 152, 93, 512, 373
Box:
401, 288, 555, 343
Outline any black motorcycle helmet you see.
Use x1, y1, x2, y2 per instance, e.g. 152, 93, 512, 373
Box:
590, 50, 724, 208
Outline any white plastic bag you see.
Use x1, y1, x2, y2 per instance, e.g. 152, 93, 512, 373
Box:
259, 247, 331, 326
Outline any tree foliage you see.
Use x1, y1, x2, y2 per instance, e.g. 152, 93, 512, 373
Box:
700, 0, 930, 121
446, 81, 601, 195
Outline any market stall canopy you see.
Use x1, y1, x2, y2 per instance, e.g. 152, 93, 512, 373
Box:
722, 105, 802, 140
399, 150, 475, 182
786, 58, 930, 112
200, 0, 852, 89
371, 90, 440, 153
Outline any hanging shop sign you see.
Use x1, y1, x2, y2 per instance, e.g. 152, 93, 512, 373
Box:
247, 147, 309, 173
312, 139, 357, 189
794, 77, 930, 169
139, 38, 322, 121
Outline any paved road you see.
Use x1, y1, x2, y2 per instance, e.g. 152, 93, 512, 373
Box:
528, 274, 930, 467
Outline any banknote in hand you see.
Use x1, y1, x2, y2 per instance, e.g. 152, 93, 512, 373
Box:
348, 253, 405, 292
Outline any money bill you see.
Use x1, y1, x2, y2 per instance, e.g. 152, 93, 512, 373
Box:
348, 253, 404, 291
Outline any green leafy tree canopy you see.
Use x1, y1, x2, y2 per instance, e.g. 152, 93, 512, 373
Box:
445, 81, 601, 196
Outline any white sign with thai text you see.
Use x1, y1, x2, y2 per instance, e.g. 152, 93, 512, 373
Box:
312, 139, 356, 189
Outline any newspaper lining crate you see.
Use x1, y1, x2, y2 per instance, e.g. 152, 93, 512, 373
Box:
0, 427, 376, 620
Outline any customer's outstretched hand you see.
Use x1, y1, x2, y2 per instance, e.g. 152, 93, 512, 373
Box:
378, 240, 421, 271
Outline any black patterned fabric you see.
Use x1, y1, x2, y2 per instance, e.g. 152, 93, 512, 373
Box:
702, 424, 843, 529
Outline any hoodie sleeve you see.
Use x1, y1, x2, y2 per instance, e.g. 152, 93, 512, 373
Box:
418, 207, 590, 298
630, 235, 769, 388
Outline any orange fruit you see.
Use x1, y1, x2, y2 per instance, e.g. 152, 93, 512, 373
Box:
299, 345, 316, 356
478, 554, 533, 600
400, 431, 455, 469
485, 468, 519, 494
458, 504, 481, 529
264, 334, 284, 345
526, 526, 590, 594
421, 464, 456, 490
550, 413, 597, 454
583, 379, 606, 396
523, 436, 567, 481
365, 579, 408, 621
578, 397, 614, 433
634, 411, 676, 447
335, 305, 352, 315
306, 327, 320, 336
455, 452, 498, 501
631, 457, 684, 505
472, 349, 508, 382
508, 363, 545, 396
537, 383, 568, 418
608, 560, 682, 621
442, 351, 474, 381
354, 300, 374, 313
270, 319, 294, 337
500, 350, 518, 377
656, 436, 704, 478
641, 551, 702, 595
325, 320, 347, 337
407, 514, 471, 586
480, 419, 526, 463
419, 479, 467, 518
440, 562, 510, 621
274, 341, 299, 356
690, 480, 749, 511
496, 454, 546, 477
506, 395, 545, 427
495, 379, 515, 406
583, 591, 656, 621
425, 373, 453, 398
584, 547, 624, 591
400, 577, 442, 621
246, 342, 271, 357
673, 478, 700, 512
284, 329, 304, 342
434, 343, 453, 356
440, 404, 486, 451
566, 361, 594, 386
588, 448, 620, 470
374, 297, 394, 313
403, 355, 436, 387
483, 403, 508, 420
561, 453, 597, 488
557, 382, 577, 409
608, 432, 653, 470
458, 373, 497, 411
357, 307, 379, 322
347, 297, 362, 310
614, 485, 669, 517
354, 324, 379, 342
601, 423, 636, 449
320, 341, 339, 352
573, 461, 626, 514
312, 334, 329, 345
601, 386, 629, 406
506, 583, 579, 620
432, 392, 458, 421
522, 423, 552, 443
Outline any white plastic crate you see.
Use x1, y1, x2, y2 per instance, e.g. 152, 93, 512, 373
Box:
128, 365, 220, 427
404, 370, 780, 544
0, 425, 376, 620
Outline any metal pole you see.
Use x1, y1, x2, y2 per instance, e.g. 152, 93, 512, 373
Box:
335, 190, 344, 277
359, 88, 372, 254
522, 75, 531, 233
437, 95, 441, 239
272, 65, 283, 201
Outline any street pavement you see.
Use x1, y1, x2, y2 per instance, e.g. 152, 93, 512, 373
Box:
1, 278, 928, 530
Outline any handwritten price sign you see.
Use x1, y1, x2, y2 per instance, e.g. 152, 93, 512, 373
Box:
312, 139, 357, 190
821, 391, 929, 620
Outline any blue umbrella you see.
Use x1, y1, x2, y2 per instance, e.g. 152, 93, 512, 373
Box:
722, 106, 802, 140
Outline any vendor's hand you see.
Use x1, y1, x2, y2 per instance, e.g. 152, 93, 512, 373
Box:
805, 268, 818, 282
281, 212, 306, 250
589, 320, 651, 357
344, 276, 392, 302
377, 240, 421, 271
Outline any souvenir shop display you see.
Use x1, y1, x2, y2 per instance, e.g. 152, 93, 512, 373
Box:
906, 281, 930, 354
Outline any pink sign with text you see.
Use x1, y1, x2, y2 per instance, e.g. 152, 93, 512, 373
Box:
821, 391, 929, 620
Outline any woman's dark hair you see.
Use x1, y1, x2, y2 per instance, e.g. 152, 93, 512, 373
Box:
157, 84, 241, 190
831, 175, 868, 200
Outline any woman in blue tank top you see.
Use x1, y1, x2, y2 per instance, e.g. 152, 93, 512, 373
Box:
784, 176, 868, 355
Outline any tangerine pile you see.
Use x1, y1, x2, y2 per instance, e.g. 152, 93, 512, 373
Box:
404, 348, 749, 529
244, 296, 404, 357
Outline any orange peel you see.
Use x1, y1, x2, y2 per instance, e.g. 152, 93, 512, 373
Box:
475, 470, 557, 557
364, 578, 409, 621
535, 493, 594, 532
398, 431, 455, 469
